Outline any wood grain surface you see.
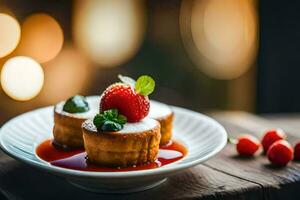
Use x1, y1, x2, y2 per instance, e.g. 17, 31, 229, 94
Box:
1, 111, 300, 199
0, 149, 260, 200
208, 112, 300, 200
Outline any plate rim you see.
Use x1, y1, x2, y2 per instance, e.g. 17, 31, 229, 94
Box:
0, 105, 227, 178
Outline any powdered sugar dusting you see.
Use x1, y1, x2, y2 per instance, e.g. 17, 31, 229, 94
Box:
83, 117, 158, 134
120, 118, 158, 133
149, 100, 172, 119
55, 96, 99, 119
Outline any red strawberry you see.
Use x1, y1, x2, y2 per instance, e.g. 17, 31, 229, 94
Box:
100, 83, 149, 122
261, 129, 286, 153
100, 75, 155, 122
236, 135, 260, 156
294, 141, 300, 160
267, 140, 293, 166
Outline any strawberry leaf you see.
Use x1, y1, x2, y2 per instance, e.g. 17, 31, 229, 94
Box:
135, 75, 155, 96
93, 109, 127, 131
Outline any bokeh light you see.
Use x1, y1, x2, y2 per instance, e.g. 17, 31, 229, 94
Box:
39, 45, 92, 104
73, 0, 145, 67
0, 13, 21, 58
1, 56, 44, 101
16, 13, 64, 63
0, 5, 15, 17
180, 0, 258, 80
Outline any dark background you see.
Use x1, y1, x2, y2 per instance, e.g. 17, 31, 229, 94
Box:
257, 0, 300, 113
0, 0, 299, 125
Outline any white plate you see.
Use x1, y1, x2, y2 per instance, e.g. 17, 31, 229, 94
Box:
0, 101, 227, 193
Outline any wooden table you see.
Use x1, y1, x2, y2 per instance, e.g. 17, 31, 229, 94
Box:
1, 112, 300, 200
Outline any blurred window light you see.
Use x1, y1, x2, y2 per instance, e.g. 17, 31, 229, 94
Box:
16, 13, 64, 63
1, 56, 44, 101
180, 0, 258, 80
38, 45, 92, 104
73, 0, 145, 67
0, 13, 21, 58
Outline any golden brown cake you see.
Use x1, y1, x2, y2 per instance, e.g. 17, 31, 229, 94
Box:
149, 100, 174, 145
82, 118, 161, 167
53, 96, 99, 148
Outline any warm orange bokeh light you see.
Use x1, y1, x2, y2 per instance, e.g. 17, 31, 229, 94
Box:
0, 56, 44, 101
180, 0, 258, 80
39, 45, 92, 104
17, 13, 64, 63
0, 5, 15, 17
0, 13, 21, 58
73, 0, 145, 68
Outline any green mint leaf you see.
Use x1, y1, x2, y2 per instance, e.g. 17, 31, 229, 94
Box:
93, 109, 127, 132
118, 74, 136, 87
104, 109, 118, 119
93, 114, 105, 128
101, 121, 123, 131
135, 75, 155, 96
117, 114, 127, 125
63, 95, 89, 113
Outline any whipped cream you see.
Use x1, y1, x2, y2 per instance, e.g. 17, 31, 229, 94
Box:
83, 117, 159, 134
55, 96, 99, 119
148, 100, 172, 119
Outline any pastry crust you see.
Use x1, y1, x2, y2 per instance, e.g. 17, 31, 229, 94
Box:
155, 112, 174, 146
149, 100, 174, 145
53, 109, 86, 148
82, 119, 161, 167
52, 96, 99, 149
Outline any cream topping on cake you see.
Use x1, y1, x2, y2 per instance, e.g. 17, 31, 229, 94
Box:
82, 117, 159, 134
55, 96, 99, 119
149, 100, 172, 119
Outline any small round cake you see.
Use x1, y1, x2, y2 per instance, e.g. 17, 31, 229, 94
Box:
53, 96, 99, 148
82, 118, 161, 167
149, 100, 174, 145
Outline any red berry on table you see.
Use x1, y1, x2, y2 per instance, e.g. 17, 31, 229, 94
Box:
261, 129, 286, 153
294, 141, 300, 160
236, 135, 260, 156
100, 75, 155, 123
267, 140, 293, 166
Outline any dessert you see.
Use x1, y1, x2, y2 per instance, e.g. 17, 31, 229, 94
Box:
82, 116, 161, 167
53, 95, 98, 149
149, 100, 174, 145
37, 75, 188, 171
82, 75, 162, 167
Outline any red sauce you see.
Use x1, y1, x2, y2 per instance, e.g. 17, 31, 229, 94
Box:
36, 139, 187, 172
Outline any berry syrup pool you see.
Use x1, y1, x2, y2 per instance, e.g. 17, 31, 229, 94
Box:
36, 139, 187, 172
